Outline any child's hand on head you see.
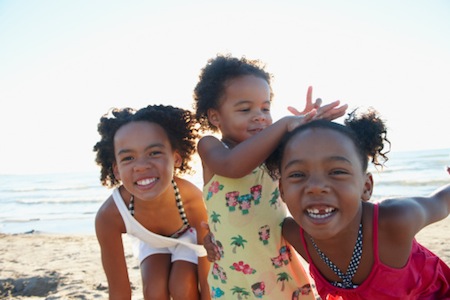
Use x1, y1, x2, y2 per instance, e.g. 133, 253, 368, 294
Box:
287, 86, 347, 122
287, 86, 322, 116
313, 100, 348, 121
287, 112, 316, 132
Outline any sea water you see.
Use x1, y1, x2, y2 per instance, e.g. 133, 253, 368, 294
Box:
0, 148, 449, 235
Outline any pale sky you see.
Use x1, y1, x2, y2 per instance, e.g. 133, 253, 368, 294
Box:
1, 0, 449, 175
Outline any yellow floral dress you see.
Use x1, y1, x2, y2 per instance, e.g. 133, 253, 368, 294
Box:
204, 166, 315, 299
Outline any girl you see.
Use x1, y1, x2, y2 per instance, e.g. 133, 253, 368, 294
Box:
94, 105, 210, 300
265, 108, 450, 299
193, 54, 347, 298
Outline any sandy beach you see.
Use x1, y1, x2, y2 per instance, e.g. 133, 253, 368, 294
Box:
1, 217, 449, 299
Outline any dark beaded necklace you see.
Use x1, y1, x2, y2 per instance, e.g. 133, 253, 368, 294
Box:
309, 223, 363, 289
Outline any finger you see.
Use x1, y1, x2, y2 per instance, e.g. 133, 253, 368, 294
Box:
317, 100, 341, 113
300, 110, 317, 124
320, 104, 348, 121
207, 254, 216, 262
287, 106, 301, 116
313, 98, 322, 109
306, 86, 313, 106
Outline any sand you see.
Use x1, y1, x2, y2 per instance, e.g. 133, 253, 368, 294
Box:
1, 217, 449, 300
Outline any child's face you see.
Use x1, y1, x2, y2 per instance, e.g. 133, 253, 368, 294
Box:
112, 121, 181, 201
208, 75, 272, 146
279, 127, 373, 240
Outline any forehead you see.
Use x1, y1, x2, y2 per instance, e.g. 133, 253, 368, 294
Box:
284, 127, 358, 161
224, 75, 270, 99
114, 121, 169, 145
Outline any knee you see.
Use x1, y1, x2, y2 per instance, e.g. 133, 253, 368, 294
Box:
169, 280, 199, 299
143, 281, 169, 300
169, 276, 200, 300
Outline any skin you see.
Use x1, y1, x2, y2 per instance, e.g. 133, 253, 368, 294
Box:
201, 81, 348, 262
199, 76, 347, 184
279, 127, 450, 286
95, 121, 210, 300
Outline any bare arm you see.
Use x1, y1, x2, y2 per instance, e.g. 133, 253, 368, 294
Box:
178, 178, 211, 299
95, 197, 131, 300
198, 115, 314, 179
199, 85, 347, 179
380, 183, 450, 240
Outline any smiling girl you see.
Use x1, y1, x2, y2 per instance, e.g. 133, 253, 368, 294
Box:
94, 105, 210, 300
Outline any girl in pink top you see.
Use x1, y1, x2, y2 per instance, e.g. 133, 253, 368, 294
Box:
265, 108, 450, 299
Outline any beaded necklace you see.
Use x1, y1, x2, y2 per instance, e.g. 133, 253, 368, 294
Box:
309, 223, 363, 289
127, 179, 190, 237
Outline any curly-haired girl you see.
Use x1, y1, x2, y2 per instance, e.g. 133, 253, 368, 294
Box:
94, 105, 210, 300
266, 108, 450, 299
193, 53, 347, 298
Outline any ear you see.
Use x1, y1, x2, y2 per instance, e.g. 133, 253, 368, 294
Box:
361, 172, 374, 201
173, 151, 182, 168
207, 108, 220, 128
113, 162, 121, 180
278, 180, 286, 203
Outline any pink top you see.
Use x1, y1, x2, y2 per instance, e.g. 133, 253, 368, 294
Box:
300, 203, 450, 299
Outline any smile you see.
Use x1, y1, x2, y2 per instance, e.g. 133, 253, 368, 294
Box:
306, 207, 336, 219
136, 178, 157, 186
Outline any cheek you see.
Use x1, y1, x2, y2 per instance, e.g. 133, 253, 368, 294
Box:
281, 186, 299, 207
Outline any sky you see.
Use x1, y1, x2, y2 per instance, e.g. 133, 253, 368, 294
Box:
1, 0, 449, 175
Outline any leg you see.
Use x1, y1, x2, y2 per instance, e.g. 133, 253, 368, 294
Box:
140, 254, 171, 300
169, 260, 199, 300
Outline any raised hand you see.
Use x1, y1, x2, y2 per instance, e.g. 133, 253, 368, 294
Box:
287, 86, 321, 116
288, 86, 347, 121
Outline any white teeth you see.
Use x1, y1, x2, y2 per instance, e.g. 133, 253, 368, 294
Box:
308, 208, 320, 214
306, 207, 335, 219
136, 178, 157, 186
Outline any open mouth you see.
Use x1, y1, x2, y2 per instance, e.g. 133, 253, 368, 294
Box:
306, 207, 336, 219
136, 178, 157, 186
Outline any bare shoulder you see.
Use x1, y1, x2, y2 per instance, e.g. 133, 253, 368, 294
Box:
198, 135, 221, 148
174, 177, 208, 238
197, 135, 224, 159
96, 194, 117, 221
95, 193, 126, 237
174, 177, 205, 214
377, 197, 425, 250
174, 177, 203, 200
378, 197, 423, 227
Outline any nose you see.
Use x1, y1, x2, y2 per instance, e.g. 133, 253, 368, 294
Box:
253, 110, 267, 122
133, 156, 152, 171
305, 174, 329, 194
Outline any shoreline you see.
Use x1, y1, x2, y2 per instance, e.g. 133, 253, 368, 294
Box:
1, 217, 449, 299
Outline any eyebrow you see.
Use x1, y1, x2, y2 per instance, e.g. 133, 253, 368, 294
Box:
283, 156, 352, 171
117, 143, 166, 156
233, 100, 271, 107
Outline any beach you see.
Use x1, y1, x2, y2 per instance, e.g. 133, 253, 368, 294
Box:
0, 216, 449, 299
0, 148, 449, 299
0, 233, 142, 299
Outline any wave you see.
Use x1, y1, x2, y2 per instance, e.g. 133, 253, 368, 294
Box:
1, 215, 94, 223
15, 196, 106, 205
375, 178, 448, 187
0, 185, 105, 193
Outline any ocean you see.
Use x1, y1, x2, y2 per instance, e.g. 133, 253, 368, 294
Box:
0, 148, 449, 235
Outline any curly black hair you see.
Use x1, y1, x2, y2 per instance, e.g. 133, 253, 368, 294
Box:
265, 108, 391, 179
93, 105, 200, 188
193, 53, 273, 132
